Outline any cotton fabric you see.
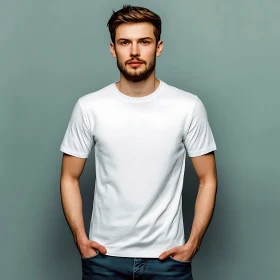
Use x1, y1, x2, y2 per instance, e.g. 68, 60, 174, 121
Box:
60, 79, 217, 258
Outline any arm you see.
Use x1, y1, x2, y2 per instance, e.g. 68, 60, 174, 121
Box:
158, 96, 218, 261
186, 151, 218, 252
60, 153, 88, 245
60, 153, 107, 257
158, 150, 217, 261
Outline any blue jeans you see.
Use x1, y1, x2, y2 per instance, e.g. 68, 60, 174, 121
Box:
81, 250, 193, 280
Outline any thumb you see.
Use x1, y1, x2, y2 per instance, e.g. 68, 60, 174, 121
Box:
91, 241, 107, 254
159, 250, 174, 260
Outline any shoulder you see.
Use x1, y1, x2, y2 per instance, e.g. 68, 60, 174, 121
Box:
164, 81, 197, 101
162, 80, 198, 112
77, 82, 114, 112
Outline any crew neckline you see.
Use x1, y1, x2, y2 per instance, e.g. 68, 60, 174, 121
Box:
112, 79, 165, 103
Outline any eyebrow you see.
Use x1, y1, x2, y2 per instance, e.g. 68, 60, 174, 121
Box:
117, 37, 153, 42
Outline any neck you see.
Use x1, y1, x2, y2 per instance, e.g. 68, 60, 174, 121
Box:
115, 76, 160, 98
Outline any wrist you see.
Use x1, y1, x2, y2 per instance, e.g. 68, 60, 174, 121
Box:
73, 231, 88, 245
186, 237, 200, 250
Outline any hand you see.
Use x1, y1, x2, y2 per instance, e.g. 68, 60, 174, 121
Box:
75, 238, 107, 258
158, 243, 198, 262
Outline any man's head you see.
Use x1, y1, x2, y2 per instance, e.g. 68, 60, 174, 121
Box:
107, 5, 163, 82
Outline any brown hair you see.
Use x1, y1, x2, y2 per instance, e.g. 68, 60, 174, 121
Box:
107, 5, 162, 45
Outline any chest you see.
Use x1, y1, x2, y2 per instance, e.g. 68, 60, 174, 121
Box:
93, 102, 186, 158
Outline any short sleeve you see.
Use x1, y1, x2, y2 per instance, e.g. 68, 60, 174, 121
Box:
60, 99, 95, 158
183, 96, 217, 157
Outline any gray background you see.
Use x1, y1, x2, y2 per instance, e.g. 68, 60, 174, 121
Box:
1, 0, 279, 279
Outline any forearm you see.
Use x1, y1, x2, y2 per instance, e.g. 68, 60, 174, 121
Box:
60, 177, 88, 244
187, 179, 217, 249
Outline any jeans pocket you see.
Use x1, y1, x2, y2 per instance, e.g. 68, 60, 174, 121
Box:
81, 249, 100, 260
169, 255, 192, 264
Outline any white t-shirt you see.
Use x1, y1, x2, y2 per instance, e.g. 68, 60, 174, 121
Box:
60, 79, 217, 258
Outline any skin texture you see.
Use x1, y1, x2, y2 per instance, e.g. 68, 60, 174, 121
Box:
110, 22, 163, 98
60, 22, 218, 261
158, 151, 217, 262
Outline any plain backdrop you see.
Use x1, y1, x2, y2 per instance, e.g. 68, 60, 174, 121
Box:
1, 0, 279, 279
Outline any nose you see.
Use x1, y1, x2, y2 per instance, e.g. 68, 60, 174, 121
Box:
130, 42, 140, 57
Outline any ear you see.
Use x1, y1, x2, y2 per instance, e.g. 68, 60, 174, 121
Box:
110, 42, 117, 58
156, 40, 163, 56
156, 40, 163, 57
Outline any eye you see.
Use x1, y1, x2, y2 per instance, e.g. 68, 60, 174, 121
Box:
121, 41, 129, 45
141, 40, 149, 45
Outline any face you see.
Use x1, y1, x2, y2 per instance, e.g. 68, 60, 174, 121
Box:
110, 22, 163, 82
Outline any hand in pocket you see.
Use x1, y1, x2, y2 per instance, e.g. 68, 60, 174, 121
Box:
76, 239, 107, 258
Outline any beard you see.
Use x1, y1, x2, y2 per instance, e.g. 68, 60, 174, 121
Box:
116, 53, 157, 82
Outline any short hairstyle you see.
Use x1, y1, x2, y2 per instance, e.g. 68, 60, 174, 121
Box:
107, 5, 162, 45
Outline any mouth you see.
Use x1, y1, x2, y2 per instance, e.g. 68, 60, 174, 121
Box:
128, 61, 143, 67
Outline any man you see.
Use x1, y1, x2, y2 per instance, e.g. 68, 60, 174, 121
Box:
60, 5, 217, 280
